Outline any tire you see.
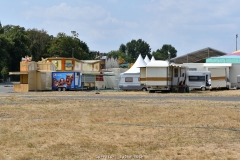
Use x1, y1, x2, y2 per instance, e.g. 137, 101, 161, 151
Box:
142, 88, 147, 92
149, 90, 155, 93
62, 87, 66, 91
201, 87, 206, 91
58, 88, 61, 91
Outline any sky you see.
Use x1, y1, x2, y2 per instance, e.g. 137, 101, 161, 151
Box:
1, 0, 240, 56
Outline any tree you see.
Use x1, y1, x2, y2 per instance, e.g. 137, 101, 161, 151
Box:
0, 35, 11, 80
105, 57, 119, 68
3, 25, 30, 72
107, 50, 127, 60
125, 39, 151, 63
152, 44, 177, 60
26, 28, 52, 61
47, 33, 90, 60
119, 44, 126, 53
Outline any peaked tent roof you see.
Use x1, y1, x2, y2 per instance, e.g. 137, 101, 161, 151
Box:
150, 56, 156, 62
170, 47, 227, 63
124, 54, 146, 74
144, 55, 150, 64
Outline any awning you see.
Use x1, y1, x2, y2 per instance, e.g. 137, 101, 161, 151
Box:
203, 63, 232, 68
9, 72, 28, 75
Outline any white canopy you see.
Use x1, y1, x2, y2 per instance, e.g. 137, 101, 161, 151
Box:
144, 55, 150, 64
124, 54, 147, 73
150, 56, 156, 62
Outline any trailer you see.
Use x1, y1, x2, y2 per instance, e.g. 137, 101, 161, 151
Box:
119, 73, 147, 91
185, 71, 211, 90
145, 61, 188, 92
52, 72, 82, 91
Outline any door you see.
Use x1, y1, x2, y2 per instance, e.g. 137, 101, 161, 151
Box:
208, 68, 226, 88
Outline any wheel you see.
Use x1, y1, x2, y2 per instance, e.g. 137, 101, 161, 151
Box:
62, 87, 66, 91
58, 87, 61, 91
149, 90, 155, 93
142, 88, 147, 92
201, 87, 206, 91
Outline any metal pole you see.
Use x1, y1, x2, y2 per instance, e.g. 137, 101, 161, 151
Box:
72, 48, 74, 58
236, 34, 238, 51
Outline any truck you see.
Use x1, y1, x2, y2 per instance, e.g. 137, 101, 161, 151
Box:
52, 72, 82, 91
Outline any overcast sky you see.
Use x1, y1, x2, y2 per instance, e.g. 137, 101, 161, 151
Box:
1, 0, 240, 56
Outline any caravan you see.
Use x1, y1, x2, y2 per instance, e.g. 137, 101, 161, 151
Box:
185, 71, 211, 90
119, 73, 147, 91
118, 54, 150, 91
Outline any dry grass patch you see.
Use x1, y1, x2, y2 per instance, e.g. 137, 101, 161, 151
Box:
0, 92, 240, 159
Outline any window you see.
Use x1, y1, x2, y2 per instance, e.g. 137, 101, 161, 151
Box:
189, 68, 197, 71
174, 68, 178, 77
125, 77, 133, 82
189, 76, 205, 81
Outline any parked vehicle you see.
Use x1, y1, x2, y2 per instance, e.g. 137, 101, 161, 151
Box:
52, 72, 82, 91
145, 61, 188, 92
118, 73, 147, 91
185, 71, 211, 90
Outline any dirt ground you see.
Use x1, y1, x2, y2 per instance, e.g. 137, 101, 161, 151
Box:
0, 89, 240, 160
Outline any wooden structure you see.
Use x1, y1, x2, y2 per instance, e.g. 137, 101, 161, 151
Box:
9, 58, 56, 92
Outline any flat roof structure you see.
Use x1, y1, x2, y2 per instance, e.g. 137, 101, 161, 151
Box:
170, 47, 227, 64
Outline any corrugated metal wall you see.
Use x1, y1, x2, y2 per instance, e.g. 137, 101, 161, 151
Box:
82, 74, 95, 82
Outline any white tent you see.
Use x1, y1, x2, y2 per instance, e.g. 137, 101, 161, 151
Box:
150, 56, 156, 62
124, 54, 146, 74
144, 55, 150, 64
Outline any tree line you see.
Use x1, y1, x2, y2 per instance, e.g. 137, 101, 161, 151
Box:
0, 22, 177, 81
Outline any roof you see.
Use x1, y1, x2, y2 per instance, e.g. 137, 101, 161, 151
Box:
81, 60, 102, 63
119, 63, 130, 67
144, 55, 150, 64
203, 63, 232, 68
150, 56, 156, 62
170, 47, 227, 63
206, 55, 240, 63
9, 72, 28, 75
146, 60, 169, 67
124, 54, 146, 73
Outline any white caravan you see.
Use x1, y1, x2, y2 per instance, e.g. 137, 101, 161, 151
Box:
118, 73, 147, 91
118, 54, 148, 91
185, 71, 211, 90
145, 61, 188, 92
183, 63, 232, 90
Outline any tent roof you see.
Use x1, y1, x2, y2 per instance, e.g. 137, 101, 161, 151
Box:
124, 54, 146, 73
150, 56, 156, 62
144, 55, 150, 64
170, 47, 227, 63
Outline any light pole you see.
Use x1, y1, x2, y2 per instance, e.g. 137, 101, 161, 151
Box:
72, 48, 74, 58
236, 34, 238, 51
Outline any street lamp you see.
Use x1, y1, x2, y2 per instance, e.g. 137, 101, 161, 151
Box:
236, 34, 238, 51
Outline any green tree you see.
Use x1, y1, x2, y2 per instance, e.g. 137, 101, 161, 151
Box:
119, 44, 126, 53
0, 35, 11, 80
107, 50, 128, 61
26, 28, 52, 61
125, 39, 151, 63
152, 44, 177, 60
3, 25, 30, 72
47, 33, 90, 60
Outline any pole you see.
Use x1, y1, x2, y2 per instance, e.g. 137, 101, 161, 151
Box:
72, 48, 74, 58
236, 34, 238, 51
